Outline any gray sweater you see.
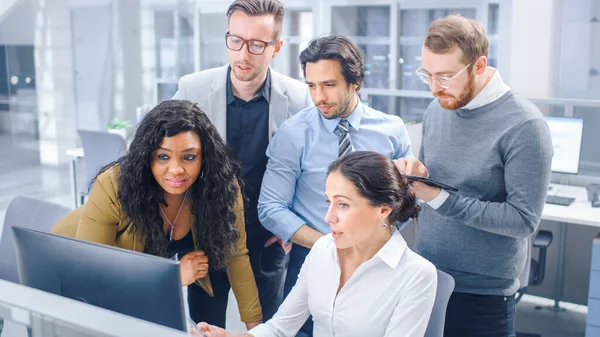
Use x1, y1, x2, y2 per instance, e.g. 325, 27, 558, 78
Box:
415, 91, 554, 296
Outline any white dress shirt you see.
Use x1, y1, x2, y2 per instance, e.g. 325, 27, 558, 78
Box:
427, 67, 511, 209
249, 228, 438, 337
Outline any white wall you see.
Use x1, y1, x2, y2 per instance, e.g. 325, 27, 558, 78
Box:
502, 0, 562, 98
557, 0, 599, 99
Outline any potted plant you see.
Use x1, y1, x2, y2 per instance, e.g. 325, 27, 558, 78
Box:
106, 118, 132, 139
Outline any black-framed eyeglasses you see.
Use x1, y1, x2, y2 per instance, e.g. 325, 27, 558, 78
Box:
225, 32, 277, 55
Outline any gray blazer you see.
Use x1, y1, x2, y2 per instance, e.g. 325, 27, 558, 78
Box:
173, 65, 312, 140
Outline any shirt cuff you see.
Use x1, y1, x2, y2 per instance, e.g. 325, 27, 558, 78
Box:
427, 189, 450, 210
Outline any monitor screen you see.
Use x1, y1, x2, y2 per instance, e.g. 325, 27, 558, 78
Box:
545, 116, 584, 174
11, 226, 186, 331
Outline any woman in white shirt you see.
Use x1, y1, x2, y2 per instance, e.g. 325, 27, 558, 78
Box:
195, 151, 438, 337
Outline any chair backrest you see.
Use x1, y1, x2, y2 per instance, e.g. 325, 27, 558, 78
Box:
77, 129, 127, 192
0, 196, 72, 283
424, 269, 455, 337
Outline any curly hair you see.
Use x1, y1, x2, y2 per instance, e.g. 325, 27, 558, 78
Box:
100, 100, 241, 270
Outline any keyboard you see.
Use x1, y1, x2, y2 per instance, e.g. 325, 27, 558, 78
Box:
545, 195, 576, 206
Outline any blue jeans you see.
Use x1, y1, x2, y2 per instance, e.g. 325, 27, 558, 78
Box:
444, 292, 516, 337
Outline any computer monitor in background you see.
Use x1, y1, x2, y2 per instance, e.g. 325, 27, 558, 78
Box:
545, 116, 584, 174
11, 226, 186, 332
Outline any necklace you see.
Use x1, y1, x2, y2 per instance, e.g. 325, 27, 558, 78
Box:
160, 189, 188, 242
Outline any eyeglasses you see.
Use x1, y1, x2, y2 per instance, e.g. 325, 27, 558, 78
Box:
225, 33, 277, 55
415, 63, 472, 89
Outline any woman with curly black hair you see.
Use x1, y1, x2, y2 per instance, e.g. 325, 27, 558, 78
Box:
52, 100, 262, 329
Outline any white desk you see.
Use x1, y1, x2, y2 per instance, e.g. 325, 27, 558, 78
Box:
542, 183, 600, 309
66, 147, 84, 208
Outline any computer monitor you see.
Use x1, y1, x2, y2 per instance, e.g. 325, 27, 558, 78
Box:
11, 226, 186, 332
545, 116, 584, 174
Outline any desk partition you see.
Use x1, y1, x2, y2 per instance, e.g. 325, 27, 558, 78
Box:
586, 237, 600, 337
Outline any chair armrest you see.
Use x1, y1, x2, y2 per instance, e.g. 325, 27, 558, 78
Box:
533, 230, 553, 248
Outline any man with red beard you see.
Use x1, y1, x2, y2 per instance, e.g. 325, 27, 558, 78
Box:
173, 0, 311, 328
258, 34, 414, 337
394, 15, 553, 337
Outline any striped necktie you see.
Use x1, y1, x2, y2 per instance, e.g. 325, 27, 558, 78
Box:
337, 119, 353, 157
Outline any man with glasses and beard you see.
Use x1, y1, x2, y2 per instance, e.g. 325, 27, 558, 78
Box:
173, 0, 311, 329
394, 15, 553, 337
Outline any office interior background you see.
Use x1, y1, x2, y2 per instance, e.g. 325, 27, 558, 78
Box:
0, 0, 599, 336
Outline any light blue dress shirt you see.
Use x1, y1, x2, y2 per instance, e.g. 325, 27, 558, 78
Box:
258, 99, 414, 242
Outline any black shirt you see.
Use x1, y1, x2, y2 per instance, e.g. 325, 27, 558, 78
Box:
226, 67, 270, 240
167, 230, 195, 259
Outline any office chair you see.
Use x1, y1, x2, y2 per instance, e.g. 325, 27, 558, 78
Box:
77, 129, 127, 206
515, 230, 554, 337
0, 196, 72, 337
424, 269, 455, 337
0, 196, 72, 283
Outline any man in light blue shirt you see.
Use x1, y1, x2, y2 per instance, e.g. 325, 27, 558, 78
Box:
257, 35, 413, 337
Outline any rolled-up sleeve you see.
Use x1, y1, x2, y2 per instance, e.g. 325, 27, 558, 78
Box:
258, 123, 306, 242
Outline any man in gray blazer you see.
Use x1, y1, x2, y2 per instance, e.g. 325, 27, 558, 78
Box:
172, 0, 311, 328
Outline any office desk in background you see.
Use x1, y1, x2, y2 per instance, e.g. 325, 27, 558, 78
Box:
542, 184, 600, 310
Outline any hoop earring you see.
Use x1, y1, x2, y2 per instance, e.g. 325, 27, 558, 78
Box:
199, 170, 204, 179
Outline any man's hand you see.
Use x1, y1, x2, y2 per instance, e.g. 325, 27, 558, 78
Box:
264, 236, 292, 254
393, 158, 429, 177
393, 158, 441, 202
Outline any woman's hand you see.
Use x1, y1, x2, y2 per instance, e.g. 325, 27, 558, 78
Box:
192, 322, 238, 337
180, 250, 209, 286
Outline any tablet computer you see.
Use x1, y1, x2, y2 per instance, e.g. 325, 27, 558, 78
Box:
404, 175, 459, 192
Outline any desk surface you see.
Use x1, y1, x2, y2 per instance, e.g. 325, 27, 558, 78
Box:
542, 184, 600, 228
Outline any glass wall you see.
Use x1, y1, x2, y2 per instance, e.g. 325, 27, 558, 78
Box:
0, 45, 37, 137
277, 9, 313, 81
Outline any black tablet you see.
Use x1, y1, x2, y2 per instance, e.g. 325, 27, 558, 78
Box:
404, 175, 459, 192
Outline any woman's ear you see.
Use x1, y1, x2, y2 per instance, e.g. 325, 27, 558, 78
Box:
378, 205, 392, 219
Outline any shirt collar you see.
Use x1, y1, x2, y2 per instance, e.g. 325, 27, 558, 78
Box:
226, 66, 271, 104
462, 67, 511, 110
375, 227, 408, 269
320, 95, 365, 134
